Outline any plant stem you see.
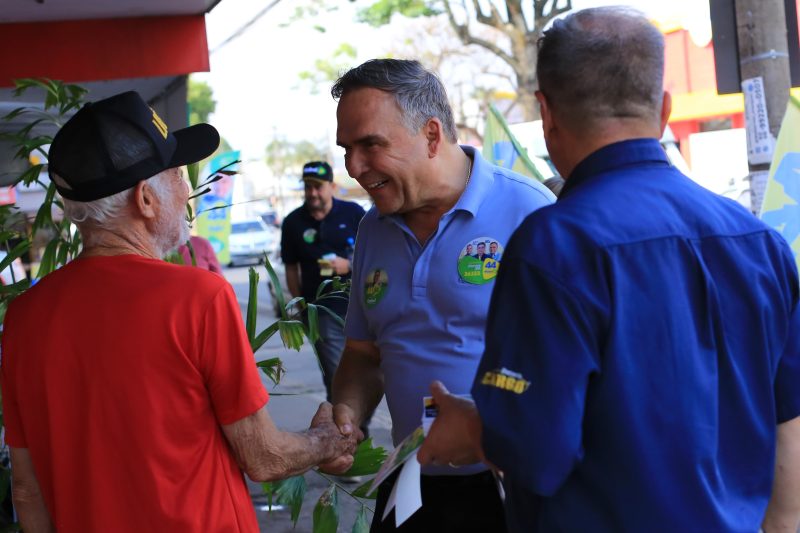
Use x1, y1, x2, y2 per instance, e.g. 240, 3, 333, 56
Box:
314, 470, 375, 514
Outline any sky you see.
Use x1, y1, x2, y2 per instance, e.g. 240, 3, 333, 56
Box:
195, 0, 711, 166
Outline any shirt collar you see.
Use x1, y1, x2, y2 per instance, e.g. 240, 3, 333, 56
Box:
451, 145, 494, 217
560, 138, 670, 199
382, 145, 493, 224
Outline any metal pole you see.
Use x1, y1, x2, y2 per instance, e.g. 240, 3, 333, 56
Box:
735, 0, 791, 214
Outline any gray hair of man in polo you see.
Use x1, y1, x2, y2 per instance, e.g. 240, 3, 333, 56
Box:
536, 6, 665, 128
330, 58, 459, 143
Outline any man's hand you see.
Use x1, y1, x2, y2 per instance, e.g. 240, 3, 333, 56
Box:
417, 381, 485, 467
328, 256, 350, 275
310, 402, 359, 472
318, 402, 365, 474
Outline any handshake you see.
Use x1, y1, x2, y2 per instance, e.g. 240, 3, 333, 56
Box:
306, 401, 363, 474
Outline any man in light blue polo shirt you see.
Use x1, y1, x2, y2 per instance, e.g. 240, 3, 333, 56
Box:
418, 7, 800, 532
324, 58, 553, 532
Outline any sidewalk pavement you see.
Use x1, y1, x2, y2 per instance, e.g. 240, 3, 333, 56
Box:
225, 265, 393, 532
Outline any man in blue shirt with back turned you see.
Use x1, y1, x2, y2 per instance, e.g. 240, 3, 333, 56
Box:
419, 7, 800, 532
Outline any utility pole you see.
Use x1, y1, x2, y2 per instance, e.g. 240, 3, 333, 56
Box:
735, 0, 792, 214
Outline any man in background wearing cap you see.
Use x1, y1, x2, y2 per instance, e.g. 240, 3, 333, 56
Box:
0, 91, 356, 532
280, 161, 366, 412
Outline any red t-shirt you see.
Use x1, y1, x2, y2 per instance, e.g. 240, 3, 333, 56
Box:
1, 255, 268, 531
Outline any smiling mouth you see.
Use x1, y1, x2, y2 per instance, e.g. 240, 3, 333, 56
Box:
366, 179, 389, 190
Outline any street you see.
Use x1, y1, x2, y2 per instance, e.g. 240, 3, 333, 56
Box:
223, 264, 393, 532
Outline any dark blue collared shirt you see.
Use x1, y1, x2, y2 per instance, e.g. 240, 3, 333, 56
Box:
474, 138, 800, 532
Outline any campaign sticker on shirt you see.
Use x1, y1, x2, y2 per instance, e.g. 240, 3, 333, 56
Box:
364, 268, 388, 308
457, 237, 503, 285
303, 228, 317, 244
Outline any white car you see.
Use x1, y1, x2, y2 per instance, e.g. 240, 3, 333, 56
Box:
228, 219, 278, 266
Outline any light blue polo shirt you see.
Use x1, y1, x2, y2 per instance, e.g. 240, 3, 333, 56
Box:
345, 145, 554, 475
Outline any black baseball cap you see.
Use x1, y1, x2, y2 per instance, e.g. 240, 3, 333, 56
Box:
48, 91, 220, 202
301, 161, 333, 182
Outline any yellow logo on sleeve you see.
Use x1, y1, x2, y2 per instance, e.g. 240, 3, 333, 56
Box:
150, 107, 169, 139
481, 367, 530, 394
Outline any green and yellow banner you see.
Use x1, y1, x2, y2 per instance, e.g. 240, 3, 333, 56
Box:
482, 104, 544, 182
760, 96, 800, 273
195, 151, 240, 265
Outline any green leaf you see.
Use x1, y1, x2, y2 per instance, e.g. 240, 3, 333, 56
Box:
312, 484, 339, 533
37, 238, 59, 279
252, 321, 280, 353
263, 253, 288, 319
187, 161, 200, 190
315, 278, 334, 299
343, 438, 388, 476
16, 164, 44, 187
278, 320, 305, 351
0, 240, 29, 277
246, 267, 259, 344
352, 505, 370, 533
256, 356, 285, 385
306, 303, 320, 343
31, 182, 56, 232
316, 303, 345, 328
274, 475, 307, 525
350, 478, 378, 500
1, 106, 30, 122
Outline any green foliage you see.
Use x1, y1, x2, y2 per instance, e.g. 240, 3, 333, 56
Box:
188, 78, 216, 125
0, 79, 86, 310
265, 137, 328, 179
264, 475, 308, 525
343, 438, 388, 476
352, 505, 370, 533
279, 0, 341, 28
313, 484, 339, 533
355, 0, 441, 26
297, 43, 358, 92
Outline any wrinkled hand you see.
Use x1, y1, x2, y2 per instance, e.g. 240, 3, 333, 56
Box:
310, 402, 359, 470
328, 256, 350, 276
418, 381, 485, 467
317, 402, 365, 474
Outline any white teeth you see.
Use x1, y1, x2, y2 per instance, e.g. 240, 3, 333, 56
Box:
367, 180, 388, 190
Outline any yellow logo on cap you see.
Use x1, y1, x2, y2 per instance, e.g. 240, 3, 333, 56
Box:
150, 107, 168, 139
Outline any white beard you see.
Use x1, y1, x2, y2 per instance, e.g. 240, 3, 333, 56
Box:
154, 210, 190, 258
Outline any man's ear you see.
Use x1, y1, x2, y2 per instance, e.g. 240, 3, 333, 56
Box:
423, 117, 444, 158
536, 90, 554, 134
659, 91, 672, 136
133, 180, 158, 220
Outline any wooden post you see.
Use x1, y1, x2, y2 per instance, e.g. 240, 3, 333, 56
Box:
735, 0, 792, 214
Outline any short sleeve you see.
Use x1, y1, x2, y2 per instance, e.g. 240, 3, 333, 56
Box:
775, 302, 800, 423
1, 306, 26, 447
343, 226, 372, 341
280, 216, 299, 265
473, 257, 600, 496
199, 284, 269, 425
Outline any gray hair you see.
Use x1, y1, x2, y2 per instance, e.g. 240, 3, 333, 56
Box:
59, 170, 171, 226
536, 6, 665, 127
331, 59, 458, 143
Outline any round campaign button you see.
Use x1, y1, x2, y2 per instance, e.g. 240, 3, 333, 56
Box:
457, 237, 503, 285
303, 228, 317, 244
364, 268, 388, 308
